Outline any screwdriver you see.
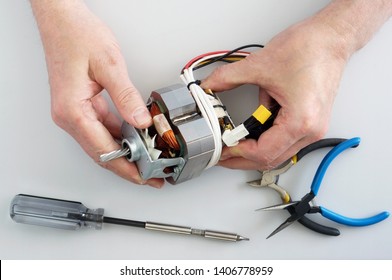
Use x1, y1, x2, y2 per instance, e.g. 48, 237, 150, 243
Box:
10, 194, 249, 242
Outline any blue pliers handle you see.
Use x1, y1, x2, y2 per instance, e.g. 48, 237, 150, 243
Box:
262, 137, 390, 239
312, 137, 389, 226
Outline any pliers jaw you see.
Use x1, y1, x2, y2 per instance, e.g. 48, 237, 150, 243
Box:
247, 160, 295, 203
257, 193, 340, 239
247, 159, 294, 188
255, 138, 389, 239
254, 192, 341, 238
248, 151, 342, 238
259, 192, 340, 239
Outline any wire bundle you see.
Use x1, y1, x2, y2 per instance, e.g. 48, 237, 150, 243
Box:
180, 44, 264, 168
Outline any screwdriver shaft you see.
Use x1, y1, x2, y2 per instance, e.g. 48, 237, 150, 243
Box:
103, 218, 249, 242
144, 221, 248, 242
103, 216, 145, 228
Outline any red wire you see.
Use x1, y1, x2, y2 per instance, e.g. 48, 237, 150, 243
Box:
183, 50, 249, 70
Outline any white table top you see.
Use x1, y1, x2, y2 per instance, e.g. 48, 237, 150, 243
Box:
1, 0, 391, 259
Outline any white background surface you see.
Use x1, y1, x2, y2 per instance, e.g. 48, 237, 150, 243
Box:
1, 0, 391, 260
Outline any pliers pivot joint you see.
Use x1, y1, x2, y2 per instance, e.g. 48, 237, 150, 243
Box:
249, 138, 390, 238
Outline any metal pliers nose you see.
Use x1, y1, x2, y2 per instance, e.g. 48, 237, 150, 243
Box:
251, 138, 389, 239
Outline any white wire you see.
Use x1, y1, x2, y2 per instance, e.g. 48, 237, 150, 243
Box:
188, 52, 249, 71
181, 71, 220, 168
181, 52, 248, 169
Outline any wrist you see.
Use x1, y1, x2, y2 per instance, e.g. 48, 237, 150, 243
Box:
310, 0, 392, 60
30, 0, 91, 36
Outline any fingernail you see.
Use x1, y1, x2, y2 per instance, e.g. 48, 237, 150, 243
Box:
220, 150, 230, 161
133, 107, 152, 127
220, 154, 230, 161
148, 180, 164, 189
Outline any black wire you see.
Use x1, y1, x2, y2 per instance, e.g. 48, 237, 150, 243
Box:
182, 44, 264, 73
193, 44, 264, 71
200, 55, 250, 65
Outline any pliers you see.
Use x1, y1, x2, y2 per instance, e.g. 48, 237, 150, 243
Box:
248, 137, 390, 238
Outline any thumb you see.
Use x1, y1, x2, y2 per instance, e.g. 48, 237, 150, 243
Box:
201, 57, 259, 92
94, 55, 152, 129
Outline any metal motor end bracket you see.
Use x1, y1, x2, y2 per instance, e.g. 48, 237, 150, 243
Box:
121, 84, 215, 184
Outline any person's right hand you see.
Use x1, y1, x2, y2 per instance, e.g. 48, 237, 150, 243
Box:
31, 0, 164, 188
203, 0, 392, 171
202, 13, 349, 170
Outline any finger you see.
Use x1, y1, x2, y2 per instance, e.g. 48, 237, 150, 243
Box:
262, 134, 323, 168
92, 51, 152, 129
102, 112, 122, 140
220, 120, 300, 170
254, 103, 328, 168
145, 178, 165, 188
249, 127, 299, 169
219, 134, 317, 170
100, 157, 164, 188
220, 139, 279, 170
89, 94, 164, 187
201, 54, 261, 92
56, 94, 163, 188
218, 156, 261, 170
232, 121, 325, 170
91, 94, 122, 139
79, 115, 164, 188
220, 132, 299, 171
72, 110, 142, 184
259, 88, 279, 109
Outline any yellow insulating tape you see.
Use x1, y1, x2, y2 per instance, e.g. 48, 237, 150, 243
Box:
282, 193, 291, 204
291, 154, 298, 164
204, 88, 213, 95
252, 105, 272, 124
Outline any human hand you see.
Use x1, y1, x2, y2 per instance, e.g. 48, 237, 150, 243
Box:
203, 0, 392, 171
202, 17, 350, 170
31, 0, 163, 187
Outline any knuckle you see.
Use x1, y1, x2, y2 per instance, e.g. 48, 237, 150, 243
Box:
244, 52, 260, 65
116, 86, 139, 109
51, 106, 63, 127
298, 113, 328, 141
103, 47, 123, 67
51, 97, 85, 133
97, 41, 123, 66
252, 145, 276, 169
90, 42, 124, 74
256, 153, 276, 170
51, 100, 69, 128
210, 66, 226, 83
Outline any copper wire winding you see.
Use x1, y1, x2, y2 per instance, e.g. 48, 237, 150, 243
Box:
150, 103, 180, 151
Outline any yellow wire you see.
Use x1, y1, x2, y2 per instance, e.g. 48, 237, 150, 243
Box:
196, 57, 244, 67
